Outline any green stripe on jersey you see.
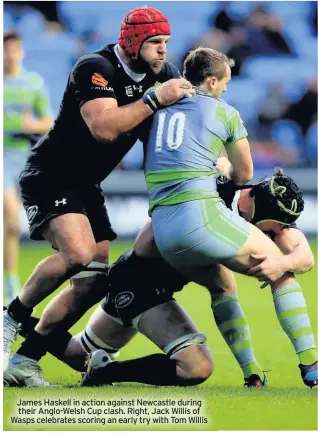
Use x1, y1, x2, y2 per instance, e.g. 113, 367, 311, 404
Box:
149, 189, 219, 215
145, 168, 217, 192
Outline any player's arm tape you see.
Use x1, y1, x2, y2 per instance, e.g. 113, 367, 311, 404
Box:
72, 261, 109, 279
163, 332, 208, 357
142, 88, 164, 113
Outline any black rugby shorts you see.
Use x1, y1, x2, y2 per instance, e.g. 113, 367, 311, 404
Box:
19, 170, 117, 243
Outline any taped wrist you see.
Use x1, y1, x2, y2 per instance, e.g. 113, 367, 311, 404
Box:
142, 88, 164, 112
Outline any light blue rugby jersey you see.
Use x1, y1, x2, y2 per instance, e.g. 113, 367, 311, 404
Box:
144, 90, 248, 215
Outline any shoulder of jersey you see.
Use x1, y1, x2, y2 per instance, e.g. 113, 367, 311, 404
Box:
218, 98, 237, 112
73, 53, 115, 72
161, 61, 181, 79
218, 97, 239, 116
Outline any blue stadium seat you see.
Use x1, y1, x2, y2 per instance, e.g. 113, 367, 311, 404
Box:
271, 120, 305, 153
305, 122, 318, 165
224, 78, 268, 122
16, 8, 46, 37
4, 10, 15, 31
264, 2, 312, 21
227, 2, 257, 20
23, 31, 78, 79
241, 56, 317, 85
57, 1, 103, 34
280, 80, 306, 103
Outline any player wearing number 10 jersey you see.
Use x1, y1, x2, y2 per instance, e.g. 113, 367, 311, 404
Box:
143, 47, 317, 388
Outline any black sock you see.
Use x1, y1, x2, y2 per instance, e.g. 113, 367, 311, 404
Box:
7, 297, 33, 324
99, 353, 195, 386
18, 316, 73, 362
17, 330, 50, 361
19, 316, 39, 338
47, 329, 73, 360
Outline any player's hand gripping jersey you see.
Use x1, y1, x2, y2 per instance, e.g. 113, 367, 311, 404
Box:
144, 89, 247, 214
24, 44, 180, 186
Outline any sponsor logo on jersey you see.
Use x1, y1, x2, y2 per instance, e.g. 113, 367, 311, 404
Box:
92, 73, 108, 87
125, 85, 133, 97
55, 198, 67, 207
125, 85, 143, 97
91, 86, 114, 91
114, 291, 134, 308
26, 205, 38, 223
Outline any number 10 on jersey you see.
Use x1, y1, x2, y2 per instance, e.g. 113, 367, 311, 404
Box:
155, 112, 186, 152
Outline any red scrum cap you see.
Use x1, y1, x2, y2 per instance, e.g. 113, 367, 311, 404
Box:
118, 7, 171, 60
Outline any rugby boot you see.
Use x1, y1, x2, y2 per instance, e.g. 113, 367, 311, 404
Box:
81, 349, 113, 387
4, 356, 52, 387
299, 361, 317, 388
244, 372, 267, 388
3, 310, 21, 371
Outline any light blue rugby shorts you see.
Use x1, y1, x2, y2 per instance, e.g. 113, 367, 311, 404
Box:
152, 197, 251, 273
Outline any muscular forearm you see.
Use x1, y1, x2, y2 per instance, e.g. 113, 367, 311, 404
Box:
282, 247, 315, 274
92, 99, 153, 143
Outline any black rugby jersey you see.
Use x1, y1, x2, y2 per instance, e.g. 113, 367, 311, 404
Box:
24, 44, 180, 186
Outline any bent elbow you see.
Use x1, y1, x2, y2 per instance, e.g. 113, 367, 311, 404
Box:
306, 254, 315, 272
90, 121, 118, 144
242, 169, 253, 184
244, 164, 254, 183
235, 170, 253, 186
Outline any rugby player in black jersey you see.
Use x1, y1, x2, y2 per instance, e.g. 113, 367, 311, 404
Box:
3, 6, 196, 382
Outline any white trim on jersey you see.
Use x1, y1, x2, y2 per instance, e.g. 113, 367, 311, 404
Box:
114, 44, 146, 83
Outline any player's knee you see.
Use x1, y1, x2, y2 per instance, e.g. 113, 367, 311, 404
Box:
66, 248, 96, 271
182, 348, 214, 383
209, 284, 237, 299
173, 342, 214, 385
5, 220, 20, 237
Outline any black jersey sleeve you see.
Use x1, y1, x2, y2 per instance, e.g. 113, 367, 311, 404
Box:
70, 54, 117, 108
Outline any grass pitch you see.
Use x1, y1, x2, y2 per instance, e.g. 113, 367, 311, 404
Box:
3, 240, 318, 431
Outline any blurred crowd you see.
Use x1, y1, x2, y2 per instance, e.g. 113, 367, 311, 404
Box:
4, 1, 318, 169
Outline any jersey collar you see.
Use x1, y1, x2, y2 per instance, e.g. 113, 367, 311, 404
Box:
114, 44, 146, 83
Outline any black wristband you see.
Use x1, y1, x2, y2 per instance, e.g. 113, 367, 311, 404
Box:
142, 88, 163, 112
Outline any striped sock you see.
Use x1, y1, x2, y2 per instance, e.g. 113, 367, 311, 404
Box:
212, 294, 263, 378
272, 282, 317, 365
